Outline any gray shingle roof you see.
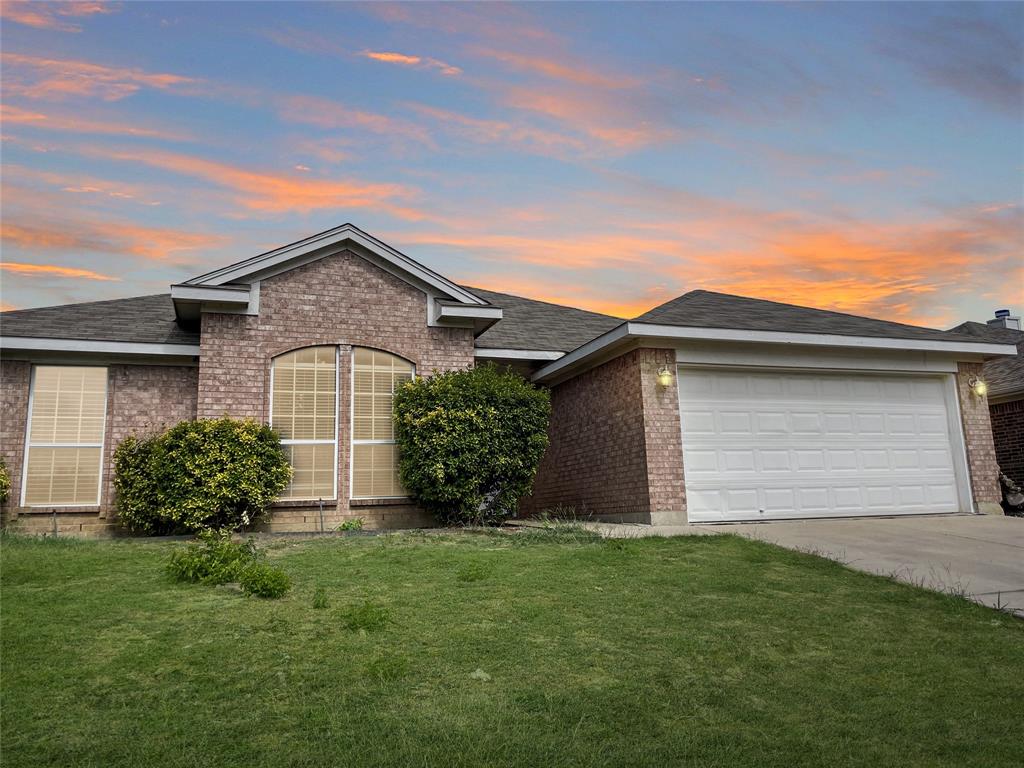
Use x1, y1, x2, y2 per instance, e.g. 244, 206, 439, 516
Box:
465, 286, 622, 353
633, 290, 984, 344
1, 294, 198, 345
948, 321, 1024, 399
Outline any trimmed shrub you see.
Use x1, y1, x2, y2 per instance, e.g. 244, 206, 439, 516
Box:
166, 530, 258, 584
238, 562, 291, 598
114, 417, 292, 534
0, 456, 10, 505
393, 364, 550, 525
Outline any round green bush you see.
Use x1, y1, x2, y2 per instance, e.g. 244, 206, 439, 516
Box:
393, 363, 550, 525
239, 562, 291, 598
0, 456, 10, 505
114, 418, 292, 534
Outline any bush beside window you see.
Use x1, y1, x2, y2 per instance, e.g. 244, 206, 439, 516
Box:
114, 418, 292, 534
0, 456, 10, 505
393, 364, 550, 525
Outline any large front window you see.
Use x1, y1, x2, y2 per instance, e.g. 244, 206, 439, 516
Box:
271, 347, 338, 500
23, 366, 107, 506
351, 348, 414, 498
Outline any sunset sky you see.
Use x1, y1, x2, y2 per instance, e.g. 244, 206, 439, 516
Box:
1, 1, 1021, 327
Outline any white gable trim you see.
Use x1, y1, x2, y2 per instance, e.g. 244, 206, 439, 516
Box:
183, 223, 485, 306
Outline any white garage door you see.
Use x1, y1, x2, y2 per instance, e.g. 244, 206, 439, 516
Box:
678, 368, 962, 522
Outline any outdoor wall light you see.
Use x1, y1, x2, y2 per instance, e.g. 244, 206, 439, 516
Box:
657, 365, 674, 387
969, 375, 988, 397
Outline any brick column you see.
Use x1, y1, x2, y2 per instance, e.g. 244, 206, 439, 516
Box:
955, 362, 1002, 514
637, 349, 687, 524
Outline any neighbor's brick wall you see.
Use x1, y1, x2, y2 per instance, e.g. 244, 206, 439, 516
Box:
198, 249, 474, 530
523, 347, 685, 523
0, 360, 31, 522
101, 365, 199, 519
955, 362, 1002, 511
990, 398, 1024, 488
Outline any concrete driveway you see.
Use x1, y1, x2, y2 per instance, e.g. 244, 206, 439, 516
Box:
592, 514, 1024, 615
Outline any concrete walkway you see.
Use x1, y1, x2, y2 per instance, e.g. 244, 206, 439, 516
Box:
588, 515, 1024, 615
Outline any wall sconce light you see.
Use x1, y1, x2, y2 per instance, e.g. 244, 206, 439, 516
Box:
968, 375, 987, 397
657, 365, 674, 387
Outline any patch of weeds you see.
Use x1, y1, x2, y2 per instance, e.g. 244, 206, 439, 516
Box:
337, 517, 365, 532
166, 530, 258, 585
365, 654, 410, 683
456, 561, 491, 583
312, 586, 329, 610
511, 521, 602, 546
338, 600, 391, 632
239, 562, 291, 598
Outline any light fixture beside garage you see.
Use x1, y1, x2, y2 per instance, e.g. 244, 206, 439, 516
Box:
657, 365, 674, 387
968, 375, 988, 397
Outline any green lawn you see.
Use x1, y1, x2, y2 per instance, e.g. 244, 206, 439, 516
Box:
2, 530, 1022, 767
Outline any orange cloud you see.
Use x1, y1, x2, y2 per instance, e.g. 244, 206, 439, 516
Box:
84, 146, 429, 218
0, 261, 120, 281
0, 1, 112, 32
1, 52, 195, 101
272, 94, 433, 145
362, 50, 462, 76
0, 104, 186, 140
1, 219, 226, 263
472, 48, 637, 89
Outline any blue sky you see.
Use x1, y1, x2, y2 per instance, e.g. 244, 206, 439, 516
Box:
1, 1, 1021, 327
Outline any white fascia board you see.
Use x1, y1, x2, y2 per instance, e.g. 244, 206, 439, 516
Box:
435, 304, 503, 321
474, 348, 564, 361
184, 224, 485, 306
532, 321, 1017, 383
1, 337, 201, 357
170, 284, 251, 304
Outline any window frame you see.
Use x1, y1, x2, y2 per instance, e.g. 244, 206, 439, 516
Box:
349, 348, 415, 500
21, 364, 109, 508
269, 346, 340, 502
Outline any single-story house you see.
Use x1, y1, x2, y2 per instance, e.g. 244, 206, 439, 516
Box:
0, 224, 1017, 535
949, 311, 1024, 498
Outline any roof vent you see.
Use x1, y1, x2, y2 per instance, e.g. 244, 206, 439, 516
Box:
988, 309, 1021, 330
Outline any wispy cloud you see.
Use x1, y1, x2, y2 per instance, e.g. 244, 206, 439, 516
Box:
84, 145, 429, 218
361, 50, 462, 76
1, 52, 195, 101
0, 261, 120, 281
0, 104, 187, 141
0, 1, 113, 33
407, 103, 584, 155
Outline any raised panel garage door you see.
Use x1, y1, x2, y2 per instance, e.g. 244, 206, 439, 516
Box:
678, 368, 962, 522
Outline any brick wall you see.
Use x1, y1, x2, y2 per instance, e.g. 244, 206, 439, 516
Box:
198, 249, 474, 530
990, 398, 1024, 489
523, 347, 686, 523
955, 362, 1002, 513
1, 360, 31, 522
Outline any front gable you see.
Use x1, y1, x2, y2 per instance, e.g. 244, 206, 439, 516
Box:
171, 224, 500, 335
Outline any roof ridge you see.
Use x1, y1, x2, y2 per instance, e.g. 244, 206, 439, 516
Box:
1, 292, 171, 316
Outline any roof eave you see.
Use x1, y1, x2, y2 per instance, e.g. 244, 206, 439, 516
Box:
532, 322, 1019, 384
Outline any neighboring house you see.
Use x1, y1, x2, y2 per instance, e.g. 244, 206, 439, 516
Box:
949, 311, 1024, 495
0, 224, 1016, 536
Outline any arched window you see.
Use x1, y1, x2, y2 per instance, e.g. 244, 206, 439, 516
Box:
271, 346, 337, 500
351, 348, 414, 498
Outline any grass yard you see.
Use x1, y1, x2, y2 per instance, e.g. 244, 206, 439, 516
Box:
2, 529, 1022, 768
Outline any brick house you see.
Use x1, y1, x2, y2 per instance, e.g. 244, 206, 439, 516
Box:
950, 311, 1024, 503
1, 225, 1017, 535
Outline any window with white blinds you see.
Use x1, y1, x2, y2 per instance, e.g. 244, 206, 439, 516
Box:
352, 348, 414, 498
23, 366, 107, 506
271, 346, 338, 500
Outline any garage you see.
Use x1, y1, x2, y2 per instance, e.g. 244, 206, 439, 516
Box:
678, 367, 966, 522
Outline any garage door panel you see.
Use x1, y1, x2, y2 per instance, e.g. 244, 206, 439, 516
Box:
679, 369, 962, 522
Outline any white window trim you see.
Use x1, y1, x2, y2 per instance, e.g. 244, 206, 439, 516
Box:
349, 348, 415, 500
21, 364, 109, 508
270, 346, 339, 502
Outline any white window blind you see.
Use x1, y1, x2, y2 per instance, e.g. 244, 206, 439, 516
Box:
271, 346, 337, 500
23, 366, 107, 506
351, 348, 413, 498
